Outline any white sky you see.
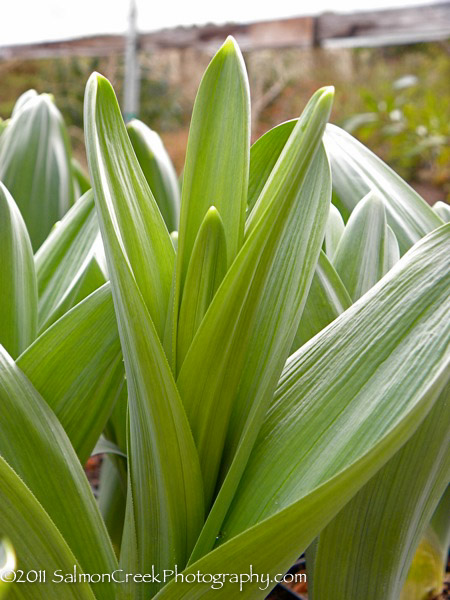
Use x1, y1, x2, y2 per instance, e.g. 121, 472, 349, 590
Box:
0, 0, 440, 46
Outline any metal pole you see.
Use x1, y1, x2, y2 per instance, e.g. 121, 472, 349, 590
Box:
123, 0, 140, 122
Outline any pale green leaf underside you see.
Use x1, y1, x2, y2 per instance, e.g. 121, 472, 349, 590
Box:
323, 124, 443, 253
333, 191, 400, 301
154, 223, 449, 600
0, 182, 37, 358
35, 189, 104, 332
312, 385, 449, 600
0, 93, 74, 250
17, 283, 123, 463
0, 456, 96, 600
0, 347, 117, 600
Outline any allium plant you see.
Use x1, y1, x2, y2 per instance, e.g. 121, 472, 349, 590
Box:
0, 37, 448, 600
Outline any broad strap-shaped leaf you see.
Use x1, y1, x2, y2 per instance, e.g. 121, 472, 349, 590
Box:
177, 206, 227, 369
0, 456, 96, 600
35, 190, 105, 332
177, 36, 250, 284
127, 119, 180, 232
433, 200, 450, 222
311, 385, 449, 600
0, 182, 37, 358
0, 93, 75, 250
0, 539, 15, 600
247, 119, 296, 214
0, 347, 117, 600
333, 191, 400, 301
85, 73, 204, 596
154, 224, 449, 600
11, 89, 38, 117
324, 203, 345, 259
17, 283, 122, 464
292, 250, 351, 350
84, 72, 174, 339
72, 157, 91, 197
323, 124, 443, 253
400, 488, 450, 599
181, 86, 333, 554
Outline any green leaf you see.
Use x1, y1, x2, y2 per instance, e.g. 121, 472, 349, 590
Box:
323, 124, 443, 253
333, 191, 400, 301
0, 456, 96, 600
311, 384, 449, 600
0, 539, 15, 600
177, 206, 227, 369
155, 224, 449, 599
11, 89, 38, 117
292, 250, 351, 350
72, 158, 91, 197
35, 190, 105, 332
433, 200, 450, 222
174, 37, 250, 357
127, 119, 180, 232
323, 203, 345, 259
0, 93, 75, 250
85, 72, 204, 596
0, 182, 37, 358
247, 119, 296, 214
0, 347, 117, 600
17, 283, 123, 463
181, 86, 334, 557
84, 72, 174, 340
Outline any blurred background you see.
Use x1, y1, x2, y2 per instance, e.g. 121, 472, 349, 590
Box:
1, 0, 449, 202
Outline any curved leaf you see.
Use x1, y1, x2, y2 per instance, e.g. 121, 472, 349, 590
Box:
0, 93, 75, 250
84, 72, 174, 340
247, 119, 296, 214
311, 385, 449, 600
182, 86, 333, 558
17, 283, 122, 463
35, 190, 104, 331
292, 250, 351, 350
177, 206, 227, 369
154, 224, 449, 600
433, 200, 450, 223
0, 456, 96, 600
323, 124, 443, 253
0, 347, 117, 600
333, 191, 400, 300
85, 72, 204, 597
0, 182, 37, 358
323, 203, 345, 259
127, 119, 180, 232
